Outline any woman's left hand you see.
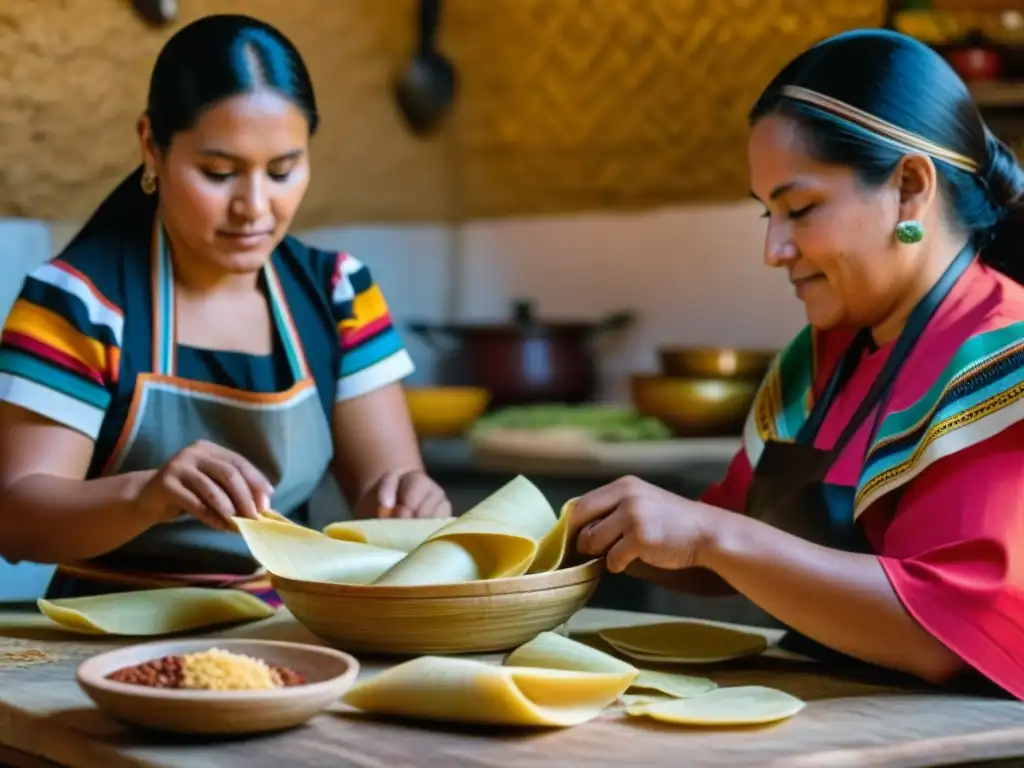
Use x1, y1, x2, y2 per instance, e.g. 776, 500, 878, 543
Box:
570, 476, 720, 573
353, 469, 453, 519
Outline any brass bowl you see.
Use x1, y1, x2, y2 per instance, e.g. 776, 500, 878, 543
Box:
630, 374, 758, 437
404, 386, 491, 439
658, 347, 776, 380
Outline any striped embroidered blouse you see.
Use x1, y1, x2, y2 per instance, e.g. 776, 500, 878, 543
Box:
0, 259, 123, 439
0, 233, 414, 475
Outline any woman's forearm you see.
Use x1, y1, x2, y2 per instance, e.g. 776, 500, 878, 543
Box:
0, 471, 155, 564
331, 384, 425, 506
702, 507, 963, 683
625, 562, 737, 596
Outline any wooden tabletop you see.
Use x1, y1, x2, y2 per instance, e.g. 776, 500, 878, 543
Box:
2, 605, 1024, 768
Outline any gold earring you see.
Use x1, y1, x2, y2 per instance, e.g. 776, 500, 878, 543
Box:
141, 168, 157, 195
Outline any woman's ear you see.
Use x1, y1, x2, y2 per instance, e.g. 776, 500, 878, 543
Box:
136, 114, 160, 170
895, 153, 938, 223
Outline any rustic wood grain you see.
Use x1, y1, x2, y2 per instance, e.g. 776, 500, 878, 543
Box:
0, 743, 69, 768
2, 607, 1024, 767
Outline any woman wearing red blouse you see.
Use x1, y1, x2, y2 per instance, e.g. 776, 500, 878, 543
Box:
570, 29, 1024, 699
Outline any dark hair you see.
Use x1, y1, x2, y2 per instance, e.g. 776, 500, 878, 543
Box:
71, 14, 317, 243
750, 29, 1024, 283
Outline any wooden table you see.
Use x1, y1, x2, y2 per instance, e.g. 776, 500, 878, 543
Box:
2, 605, 1024, 767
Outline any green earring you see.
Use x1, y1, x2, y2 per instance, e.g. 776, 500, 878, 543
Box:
895, 219, 925, 244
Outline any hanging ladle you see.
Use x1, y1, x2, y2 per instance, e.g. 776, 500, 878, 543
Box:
394, 0, 457, 137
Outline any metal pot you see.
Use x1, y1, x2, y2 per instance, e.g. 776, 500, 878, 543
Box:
408, 300, 635, 406
657, 346, 776, 381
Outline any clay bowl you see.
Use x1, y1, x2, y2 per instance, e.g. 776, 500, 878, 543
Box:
272, 559, 604, 656
658, 346, 775, 380
76, 639, 359, 735
630, 374, 758, 437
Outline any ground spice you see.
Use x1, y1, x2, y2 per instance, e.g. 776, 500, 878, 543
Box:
0, 649, 57, 668
107, 649, 307, 690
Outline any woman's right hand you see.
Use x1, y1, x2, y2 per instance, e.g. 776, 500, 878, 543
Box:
132, 440, 276, 531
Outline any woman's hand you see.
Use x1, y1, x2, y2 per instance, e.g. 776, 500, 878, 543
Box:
353, 469, 452, 519
570, 476, 720, 574
132, 440, 276, 531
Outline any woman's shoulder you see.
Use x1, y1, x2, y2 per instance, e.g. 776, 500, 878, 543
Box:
14, 228, 132, 342
277, 234, 329, 273
38, 225, 138, 305
275, 235, 378, 298
857, 271, 1024, 515
985, 264, 1024, 325
940, 262, 1024, 352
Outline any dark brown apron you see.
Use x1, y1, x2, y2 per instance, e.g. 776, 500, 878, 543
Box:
745, 242, 974, 664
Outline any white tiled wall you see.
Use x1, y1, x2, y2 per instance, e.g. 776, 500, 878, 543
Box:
1, 202, 805, 600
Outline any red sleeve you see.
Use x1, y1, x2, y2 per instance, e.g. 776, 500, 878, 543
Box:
877, 421, 1024, 699
699, 449, 754, 513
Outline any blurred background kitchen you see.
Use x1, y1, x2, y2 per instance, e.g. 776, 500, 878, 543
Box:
2, 0, 1021, 623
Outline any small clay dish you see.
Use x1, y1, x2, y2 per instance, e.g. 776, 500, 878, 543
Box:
76, 638, 359, 735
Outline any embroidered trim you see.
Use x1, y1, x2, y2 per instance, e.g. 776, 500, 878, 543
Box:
741, 322, 1024, 519
854, 329, 1024, 514
743, 325, 815, 463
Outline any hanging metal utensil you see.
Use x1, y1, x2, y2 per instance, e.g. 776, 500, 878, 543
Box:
132, 0, 178, 26
394, 0, 457, 137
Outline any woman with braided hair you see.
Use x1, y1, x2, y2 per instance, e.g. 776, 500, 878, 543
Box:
569, 29, 1024, 698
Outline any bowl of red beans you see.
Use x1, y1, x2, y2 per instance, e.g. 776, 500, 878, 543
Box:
76, 639, 359, 735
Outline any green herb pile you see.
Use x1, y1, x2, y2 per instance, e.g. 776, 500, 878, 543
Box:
470, 405, 671, 442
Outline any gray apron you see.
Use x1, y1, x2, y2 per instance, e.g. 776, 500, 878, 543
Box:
49, 226, 333, 597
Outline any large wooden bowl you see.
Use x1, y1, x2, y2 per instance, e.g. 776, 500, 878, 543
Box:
76, 639, 359, 735
631, 374, 758, 437
658, 347, 775, 380
272, 559, 603, 656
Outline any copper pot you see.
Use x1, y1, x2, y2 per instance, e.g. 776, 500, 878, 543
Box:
409, 301, 635, 406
